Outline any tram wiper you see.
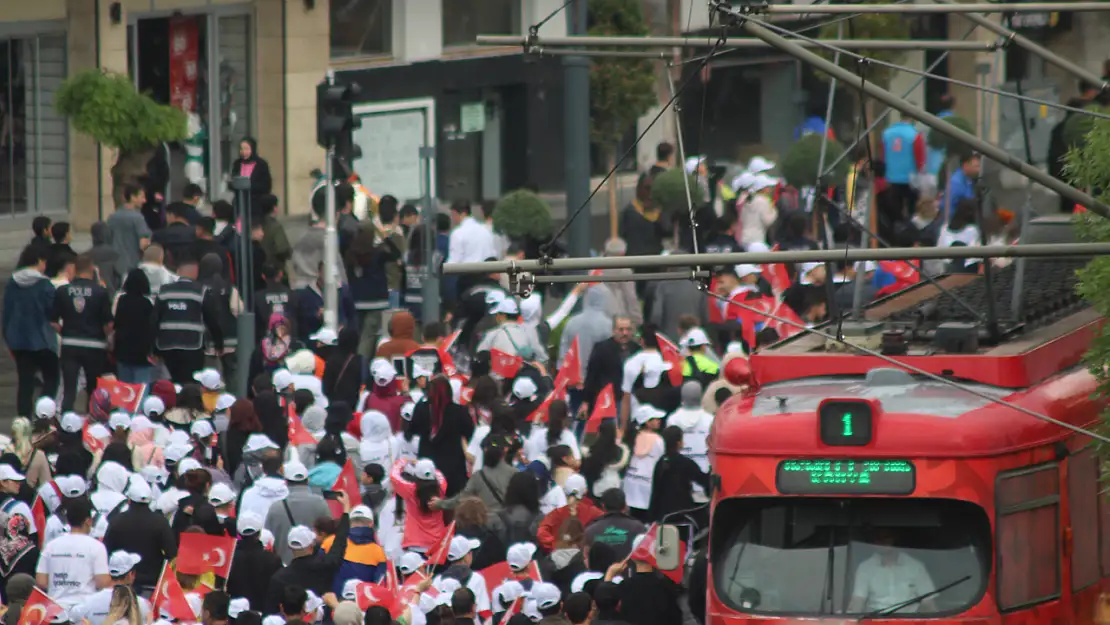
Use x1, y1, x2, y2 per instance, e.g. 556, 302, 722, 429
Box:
857, 575, 972, 621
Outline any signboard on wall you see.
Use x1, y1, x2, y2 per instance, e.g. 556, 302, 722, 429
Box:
352, 99, 436, 203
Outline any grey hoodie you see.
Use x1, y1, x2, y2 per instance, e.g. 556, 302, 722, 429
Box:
649, 278, 709, 340
89, 222, 121, 291
290, 227, 346, 290
263, 482, 331, 565
559, 286, 616, 378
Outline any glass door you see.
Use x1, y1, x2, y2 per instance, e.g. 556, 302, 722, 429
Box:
210, 14, 252, 199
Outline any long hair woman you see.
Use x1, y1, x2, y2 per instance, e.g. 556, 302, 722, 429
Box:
103, 585, 144, 625
3, 418, 49, 487
411, 376, 475, 497
389, 458, 447, 553
523, 399, 581, 464
579, 420, 629, 500
112, 269, 157, 384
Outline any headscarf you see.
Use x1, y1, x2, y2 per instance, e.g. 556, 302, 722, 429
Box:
261, 312, 291, 366
197, 253, 225, 290
89, 388, 112, 423
252, 391, 287, 449
115, 269, 152, 320
240, 137, 259, 163
150, 380, 177, 411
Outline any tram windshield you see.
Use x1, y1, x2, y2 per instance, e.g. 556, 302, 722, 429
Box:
712, 498, 991, 618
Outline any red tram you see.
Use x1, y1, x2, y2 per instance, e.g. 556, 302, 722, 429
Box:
689, 226, 1110, 625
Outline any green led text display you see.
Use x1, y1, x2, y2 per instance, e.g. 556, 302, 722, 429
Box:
819, 400, 873, 446
776, 459, 916, 495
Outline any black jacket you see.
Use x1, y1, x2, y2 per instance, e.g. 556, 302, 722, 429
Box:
583, 338, 639, 408
264, 514, 350, 613
648, 453, 711, 523
171, 494, 224, 537
618, 570, 684, 625
152, 223, 198, 271
113, 291, 157, 366
227, 535, 284, 609
103, 503, 178, 587
412, 402, 475, 498
584, 512, 646, 562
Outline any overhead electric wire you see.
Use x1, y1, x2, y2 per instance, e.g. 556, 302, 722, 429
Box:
543, 36, 728, 256
702, 289, 1110, 445
532, 0, 575, 34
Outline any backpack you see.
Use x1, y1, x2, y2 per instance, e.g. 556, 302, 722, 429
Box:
684, 356, 717, 389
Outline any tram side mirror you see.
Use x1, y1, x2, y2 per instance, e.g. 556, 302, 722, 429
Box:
655, 524, 682, 572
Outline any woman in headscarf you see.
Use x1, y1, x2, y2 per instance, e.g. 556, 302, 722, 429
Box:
323, 327, 363, 410
230, 137, 272, 211
410, 376, 474, 497
129, 416, 163, 470
112, 269, 157, 384
357, 410, 395, 486
356, 358, 407, 433
252, 391, 288, 451
259, 312, 292, 373
91, 461, 131, 520
224, 399, 262, 477
3, 574, 34, 618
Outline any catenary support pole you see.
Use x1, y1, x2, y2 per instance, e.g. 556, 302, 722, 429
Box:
442, 243, 1110, 274
563, 0, 592, 258
230, 176, 255, 398
713, 7, 1110, 218
323, 144, 339, 331
420, 146, 440, 324
1011, 78, 1035, 323
481, 35, 998, 50
665, 69, 697, 248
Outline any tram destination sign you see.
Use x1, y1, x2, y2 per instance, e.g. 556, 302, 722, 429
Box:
776, 459, 916, 495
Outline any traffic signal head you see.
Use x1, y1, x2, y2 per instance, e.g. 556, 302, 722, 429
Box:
316, 80, 362, 150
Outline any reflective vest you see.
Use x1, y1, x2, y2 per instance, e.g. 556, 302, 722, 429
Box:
156, 280, 209, 351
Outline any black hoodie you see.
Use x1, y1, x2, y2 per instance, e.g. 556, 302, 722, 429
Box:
323, 328, 363, 409
226, 534, 284, 609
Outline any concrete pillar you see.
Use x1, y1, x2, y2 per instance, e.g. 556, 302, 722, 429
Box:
281, 0, 329, 216
256, 0, 288, 215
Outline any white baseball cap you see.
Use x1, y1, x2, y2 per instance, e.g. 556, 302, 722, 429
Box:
129, 416, 154, 433
140, 465, 169, 489
142, 396, 165, 417
350, 505, 374, 521
167, 430, 191, 446
684, 155, 706, 174
490, 298, 520, 316
530, 582, 562, 610
34, 396, 56, 420
272, 369, 294, 390
190, 420, 215, 439
237, 512, 263, 536
108, 551, 142, 577
492, 580, 526, 609
192, 368, 224, 391
798, 262, 823, 285
0, 464, 25, 481
433, 577, 462, 597
400, 402, 416, 421
522, 598, 542, 622
749, 174, 778, 193
177, 458, 203, 474
726, 340, 746, 355
163, 444, 192, 464
563, 473, 588, 499
57, 475, 87, 498
731, 172, 757, 192
411, 459, 436, 481
570, 571, 604, 594
398, 551, 426, 575
735, 264, 762, 279
125, 477, 153, 504
228, 599, 250, 619
447, 536, 481, 562
507, 542, 538, 571
633, 404, 667, 425
288, 525, 318, 549
283, 460, 309, 482
59, 412, 84, 434
370, 359, 396, 386
747, 156, 775, 174
244, 434, 279, 453
215, 393, 236, 412
681, 328, 711, 348
309, 327, 339, 346
511, 377, 538, 400
484, 290, 508, 306
208, 483, 236, 506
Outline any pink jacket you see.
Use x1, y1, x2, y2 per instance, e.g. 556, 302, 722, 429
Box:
129, 430, 164, 469
390, 460, 448, 551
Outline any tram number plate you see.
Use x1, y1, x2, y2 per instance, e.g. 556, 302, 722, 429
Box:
776, 459, 916, 495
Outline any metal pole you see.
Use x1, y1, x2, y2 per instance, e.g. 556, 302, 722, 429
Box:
718, 10, 1110, 218
323, 145, 339, 331
1011, 78, 1035, 323
230, 176, 254, 398
481, 35, 999, 50
442, 242, 1110, 274
564, 0, 592, 258
759, 3, 1110, 13
531, 271, 710, 284
932, 0, 1108, 90
420, 146, 440, 324
815, 23, 841, 189
665, 70, 696, 251
850, 182, 874, 319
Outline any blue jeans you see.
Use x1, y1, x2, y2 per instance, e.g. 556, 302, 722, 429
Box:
389, 290, 402, 308
117, 363, 153, 385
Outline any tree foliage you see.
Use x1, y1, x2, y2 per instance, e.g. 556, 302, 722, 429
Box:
780, 133, 850, 188
926, 114, 976, 161
493, 189, 554, 240
56, 69, 188, 153
1065, 113, 1110, 442
1062, 103, 1108, 151
817, 1, 909, 88
651, 167, 703, 214
587, 0, 658, 150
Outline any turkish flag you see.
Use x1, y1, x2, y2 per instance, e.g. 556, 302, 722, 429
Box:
762, 249, 793, 295
30, 496, 46, 547
458, 386, 475, 405
526, 392, 554, 424
439, 331, 460, 376
382, 558, 397, 591
327, 459, 362, 517
82, 423, 106, 455
656, 334, 685, 386
478, 561, 542, 602
17, 588, 63, 625
152, 563, 198, 622
732, 297, 772, 348
95, 378, 145, 413
489, 349, 522, 379
287, 402, 317, 447
176, 533, 236, 577
425, 521, 456, 567
585, 385, 617, 434
759, 297, 805, 341
497, 598, 522, 625
355, 581, 399, 612
628, 524, 686, 584
554, 336, 581, 395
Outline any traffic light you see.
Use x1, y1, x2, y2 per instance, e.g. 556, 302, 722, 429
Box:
316, 79, 362, 156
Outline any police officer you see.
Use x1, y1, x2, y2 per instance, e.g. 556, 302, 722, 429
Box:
254, 263, 297, 341
50, 254, 113, 412
154, 253, 224, 384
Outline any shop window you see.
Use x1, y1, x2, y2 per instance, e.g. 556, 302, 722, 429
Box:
1069, 448, 1099, 591
442, 0, 521, 48
996, 464, 1061, 611
331, 0, 392, 59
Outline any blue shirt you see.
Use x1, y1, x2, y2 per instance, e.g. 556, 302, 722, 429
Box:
882, 122, 922, 184
795, 116, 828, 140
944, 169, 976, 219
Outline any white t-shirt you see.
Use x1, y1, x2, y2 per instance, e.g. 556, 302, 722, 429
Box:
69, 587, 152, 625
851, 552, 936, 614
622, 351, 669, 393
937, 225, 982, 268
36, 532, 110, 609
523, 427, 582, 464
623, 432, 664, 511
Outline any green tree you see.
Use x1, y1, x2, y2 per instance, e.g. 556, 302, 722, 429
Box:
588, 0, 658, 237
780, 133, 850, 188
56, 69, 188, 206
493, 189, 555, 240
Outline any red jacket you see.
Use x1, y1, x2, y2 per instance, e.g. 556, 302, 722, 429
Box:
536, 499, 603, 552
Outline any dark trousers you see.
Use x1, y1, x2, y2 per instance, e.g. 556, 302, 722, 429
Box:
13, 349, 59, 418
162, 349, 207, 385
60, 347, 108, 413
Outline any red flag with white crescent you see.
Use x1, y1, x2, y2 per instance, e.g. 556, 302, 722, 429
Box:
95, 378, 145, 413
17, 588, 63, 625
425, 522, 456, 567
355, 582, 400, 612
585, 385, 617, 434
287, 401, 317, 447
478, 560, 543, 602
82, 423, 106, 455
526, 392, 555, 424
554, 336, 582, 394
175, 533, 236, 578
489, 349, 523, 379
656, 334, 684, 386
152, 563, 198, 622
327, 459, 362, 517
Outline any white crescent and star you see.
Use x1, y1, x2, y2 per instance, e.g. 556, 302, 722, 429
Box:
115, 385, 137, 403
201, 548, 227, 568
21, 603, 46, 625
